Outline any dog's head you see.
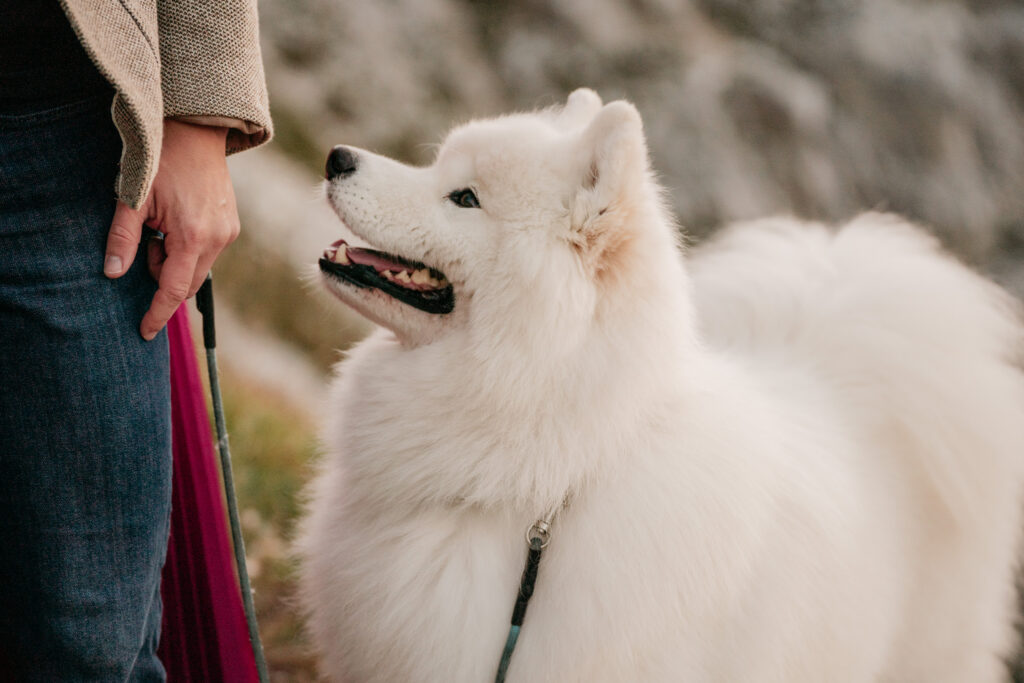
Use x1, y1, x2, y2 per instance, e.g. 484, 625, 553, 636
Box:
319, 88, 674, 350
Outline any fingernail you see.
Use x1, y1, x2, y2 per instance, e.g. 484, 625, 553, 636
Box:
104, 255, 123, 276
141, 328, 156, 342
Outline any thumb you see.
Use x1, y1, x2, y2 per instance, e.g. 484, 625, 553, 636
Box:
105, 201, 146, 278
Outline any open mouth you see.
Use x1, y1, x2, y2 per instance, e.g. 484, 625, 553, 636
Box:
319, 239, 455, 314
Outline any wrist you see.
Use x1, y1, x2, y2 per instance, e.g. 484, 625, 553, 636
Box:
163, 118, 229, 149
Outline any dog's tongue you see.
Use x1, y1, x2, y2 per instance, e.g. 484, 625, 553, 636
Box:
347, 246, 410, 273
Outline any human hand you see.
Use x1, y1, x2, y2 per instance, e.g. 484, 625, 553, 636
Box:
104, 120, 240, 341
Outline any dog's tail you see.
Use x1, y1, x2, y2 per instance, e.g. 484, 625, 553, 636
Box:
693, 213, 1024, 523
693, 210, 1024, 682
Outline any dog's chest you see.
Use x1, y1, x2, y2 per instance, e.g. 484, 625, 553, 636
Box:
334, 507, 536, 679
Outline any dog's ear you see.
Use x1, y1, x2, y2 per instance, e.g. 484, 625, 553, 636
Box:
572, 101, 647, 225
569, 101, 648, 270
557, 88, 603, 130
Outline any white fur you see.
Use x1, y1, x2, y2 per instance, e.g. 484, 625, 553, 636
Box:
297, 89, 1024, 682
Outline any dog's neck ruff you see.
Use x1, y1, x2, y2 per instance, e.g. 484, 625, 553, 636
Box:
494, 501, 566, 682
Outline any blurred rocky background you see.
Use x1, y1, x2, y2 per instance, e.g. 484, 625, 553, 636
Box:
211, 1, 1024, 679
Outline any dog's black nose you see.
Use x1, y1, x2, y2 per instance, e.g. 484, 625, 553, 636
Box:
326, 146, 358, 180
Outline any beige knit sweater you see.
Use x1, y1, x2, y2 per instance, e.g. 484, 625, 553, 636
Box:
60, 0, 273, 209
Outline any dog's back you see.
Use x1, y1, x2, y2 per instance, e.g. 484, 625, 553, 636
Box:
690, 212, 1024, 680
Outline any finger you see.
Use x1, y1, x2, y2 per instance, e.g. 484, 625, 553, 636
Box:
140, 248, 199, 341
105, 202, 145, 278
184, 216, 238, 297
187, 251, 220, 298
147, 238, 167, 282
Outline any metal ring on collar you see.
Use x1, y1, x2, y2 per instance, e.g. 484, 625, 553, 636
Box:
526, 520, 551, 548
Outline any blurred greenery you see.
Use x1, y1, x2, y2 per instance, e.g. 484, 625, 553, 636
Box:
218, 366, 321, 681
214, 228, 358, 373
223, 373, 315, 533
266, 98, 325, 173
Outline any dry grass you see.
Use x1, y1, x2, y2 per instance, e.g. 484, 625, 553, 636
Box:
218, 367, 322, 681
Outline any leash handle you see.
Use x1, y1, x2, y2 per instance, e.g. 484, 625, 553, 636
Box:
196, 275, 216, 349
197, 274, 271, 683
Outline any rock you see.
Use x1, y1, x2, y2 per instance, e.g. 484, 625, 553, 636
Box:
253, 0, 1024, 270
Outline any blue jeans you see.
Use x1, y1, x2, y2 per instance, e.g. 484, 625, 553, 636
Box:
0, 93, 171, 680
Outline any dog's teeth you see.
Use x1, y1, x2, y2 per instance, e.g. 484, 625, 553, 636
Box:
428, 277, 440, 288
411, 269, 430, 285
382, 270, 395, 280
396, 271, 411, 283
333, 246, 350, 264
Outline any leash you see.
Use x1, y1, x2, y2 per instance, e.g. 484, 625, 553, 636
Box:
495, 504, 564, 682
196, 274, 271, 683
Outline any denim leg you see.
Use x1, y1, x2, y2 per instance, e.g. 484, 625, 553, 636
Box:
0, 95, 171, 681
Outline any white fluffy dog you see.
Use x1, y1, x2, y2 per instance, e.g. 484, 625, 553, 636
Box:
298, 89, 1024, 682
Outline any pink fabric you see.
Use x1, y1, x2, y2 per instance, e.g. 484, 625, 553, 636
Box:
159, 307, 259, 682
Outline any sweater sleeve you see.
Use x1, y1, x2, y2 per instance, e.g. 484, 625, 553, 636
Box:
157, 0, 273, 154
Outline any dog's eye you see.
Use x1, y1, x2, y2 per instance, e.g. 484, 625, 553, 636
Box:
448, 188, 480, 209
